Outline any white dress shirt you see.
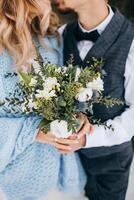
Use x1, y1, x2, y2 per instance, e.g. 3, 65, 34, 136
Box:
59, 6, 134, 148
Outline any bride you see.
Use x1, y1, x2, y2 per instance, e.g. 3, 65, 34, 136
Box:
0, 0, 92, 200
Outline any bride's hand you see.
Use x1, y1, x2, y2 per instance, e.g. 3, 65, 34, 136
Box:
36, 130, 73, 151
54, 114, 94, 154
36, 130, 56, 144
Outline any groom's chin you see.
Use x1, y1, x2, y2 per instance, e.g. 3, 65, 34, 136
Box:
53, 1, 74, 14
56, 5, 74, 15
57, 8, 74, 15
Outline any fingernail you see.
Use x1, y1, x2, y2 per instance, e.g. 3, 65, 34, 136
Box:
75, 140, 79, 144
68, 147, 72, 150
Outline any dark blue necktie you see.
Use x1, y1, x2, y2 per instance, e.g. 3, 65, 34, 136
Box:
74, 24, 100, 43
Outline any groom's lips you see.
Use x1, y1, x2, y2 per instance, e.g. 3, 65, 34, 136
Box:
53, 0, 64, 6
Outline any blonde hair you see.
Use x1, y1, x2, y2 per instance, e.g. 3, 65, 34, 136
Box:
0, 0, 60, 68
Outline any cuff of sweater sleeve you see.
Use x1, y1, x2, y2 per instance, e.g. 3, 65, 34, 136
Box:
12, 116, 43, 160
30, 117, 43, 143
23, 116, 43, 146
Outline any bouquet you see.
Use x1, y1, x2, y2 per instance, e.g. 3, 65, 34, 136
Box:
1, 56, 123, 138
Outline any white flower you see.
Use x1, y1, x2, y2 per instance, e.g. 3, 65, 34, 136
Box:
50, 120, 72, 138
21, 103, 27, 112
75, 87, 93, 102
27, 99, 37, 110
29, 78, 37, 86
55, 67, 62, 73
68, 64, 73, 68
62, 67, 68, 74
43, 77, 60, 90
35, 89, 56, 99
27, 58, 41, 74
86, 76, 104, 92
75, 68, 81, 81
33, 62, 41, 74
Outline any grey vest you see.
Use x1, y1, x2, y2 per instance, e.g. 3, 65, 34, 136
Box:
63, 8, 134, 158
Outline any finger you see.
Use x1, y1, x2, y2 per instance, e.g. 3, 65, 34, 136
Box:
55, 138, 79, 145
58, 146, 81, 154
78, 113, 87, 121
77, 123, 91, 139
68, 134, 78, 140
54, 143, 72, 151
89, 125, 95, 134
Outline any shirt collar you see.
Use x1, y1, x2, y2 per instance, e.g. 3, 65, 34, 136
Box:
78, 6, 114, 35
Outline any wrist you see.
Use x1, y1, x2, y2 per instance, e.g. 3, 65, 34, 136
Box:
82, 133, 89, 148
81, 135, 87, 148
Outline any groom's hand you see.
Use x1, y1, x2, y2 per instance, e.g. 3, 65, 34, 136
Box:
55, 119, 94, 154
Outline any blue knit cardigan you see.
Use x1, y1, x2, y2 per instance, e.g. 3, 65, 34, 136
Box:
0, 37, 86, 200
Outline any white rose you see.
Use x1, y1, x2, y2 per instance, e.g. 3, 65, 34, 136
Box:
75, 68, 81, 81
50, 120, 72, 138
43, 77, 60, 90
35, 89, 56, 99
86, 76, 104, 92
29, 78, 37, 86
75, 87, 93, 102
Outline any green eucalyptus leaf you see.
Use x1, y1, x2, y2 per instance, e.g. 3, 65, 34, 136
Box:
18, 72, 33, 85
57, 97, 66, 107
38, 119, 50, 130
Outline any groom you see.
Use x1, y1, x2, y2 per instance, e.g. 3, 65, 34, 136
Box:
55, 0, 134, 200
